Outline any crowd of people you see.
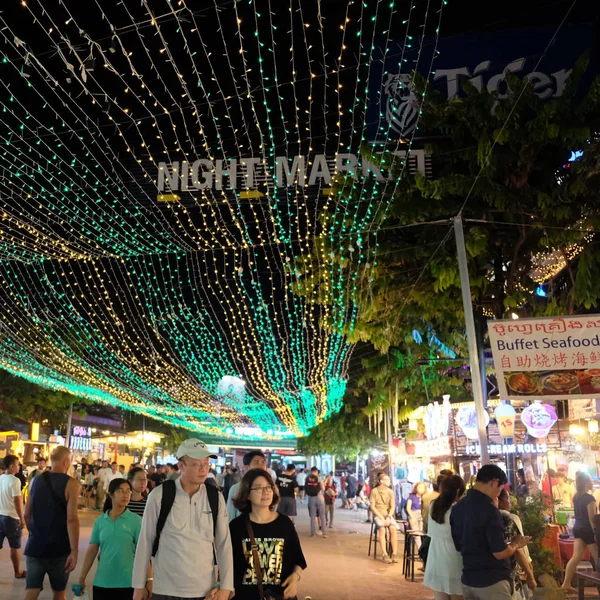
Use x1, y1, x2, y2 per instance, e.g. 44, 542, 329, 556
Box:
420, 465, 533, 600
0, 442, 312, 600
2, 443, 594, 600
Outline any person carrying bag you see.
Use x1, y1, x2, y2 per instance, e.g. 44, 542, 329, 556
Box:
229, 469, 307, 600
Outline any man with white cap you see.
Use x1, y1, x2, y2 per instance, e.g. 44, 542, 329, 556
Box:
132, 439, 234, 600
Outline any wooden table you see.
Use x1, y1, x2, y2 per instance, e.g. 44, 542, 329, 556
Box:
577, 569, 600, 599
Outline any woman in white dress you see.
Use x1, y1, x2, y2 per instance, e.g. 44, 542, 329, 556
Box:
424, 474, 466, 600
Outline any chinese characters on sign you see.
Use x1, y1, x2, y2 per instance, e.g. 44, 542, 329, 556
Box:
488, 315, 600, 400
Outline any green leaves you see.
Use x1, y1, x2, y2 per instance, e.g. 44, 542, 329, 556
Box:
292, 52, 600, 424
0, 369, 89, 428
297, 408, 382, 459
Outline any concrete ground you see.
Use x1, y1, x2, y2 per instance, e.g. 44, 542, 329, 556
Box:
0, 498, 431, 600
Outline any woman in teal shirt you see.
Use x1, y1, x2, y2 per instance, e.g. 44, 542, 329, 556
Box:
79, 478, 150, 600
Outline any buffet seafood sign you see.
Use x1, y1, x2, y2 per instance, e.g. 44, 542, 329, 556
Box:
489, 315, 600, 401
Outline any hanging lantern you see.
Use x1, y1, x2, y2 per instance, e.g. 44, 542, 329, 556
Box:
521, 402, 558, 438
589, 420, 599, 434
441, 394, 451, 436
569, 423, 585, 436
456, 406, 489, 440
495, 402, 516, 438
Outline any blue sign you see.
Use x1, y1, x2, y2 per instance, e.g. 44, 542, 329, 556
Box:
367, 25, 593, 141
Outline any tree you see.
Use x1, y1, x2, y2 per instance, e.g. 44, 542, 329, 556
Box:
296, 407, 383, 459
294, 54, 600, 415
0, 369, 88, 428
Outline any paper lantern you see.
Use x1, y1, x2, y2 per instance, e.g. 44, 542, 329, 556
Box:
456, 406, 489, 440
495, 403, 516, 438
521, 402, 557, 438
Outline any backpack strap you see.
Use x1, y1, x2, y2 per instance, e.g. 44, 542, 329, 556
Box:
206, 481, 219, 566
152, 479, 176, 557
206, 481, 219, 539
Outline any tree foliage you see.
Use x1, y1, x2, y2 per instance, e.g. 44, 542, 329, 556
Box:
0, 370, 88, 428
515, 494, 560, 578
297, 407, 383, 459
294, 54, 600, 417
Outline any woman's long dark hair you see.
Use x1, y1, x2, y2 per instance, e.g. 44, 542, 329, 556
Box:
102, 478, 132, 513
431, 475, 466, 525
575, 471, 592, 498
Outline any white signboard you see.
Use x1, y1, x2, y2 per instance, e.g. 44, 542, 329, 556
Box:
488, 315, 600, 400
568, 398, 597, 420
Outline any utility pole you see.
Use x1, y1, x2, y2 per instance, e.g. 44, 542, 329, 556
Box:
142, 415, 146, 466
65, 401, 74, 450
454, 216, 489, 465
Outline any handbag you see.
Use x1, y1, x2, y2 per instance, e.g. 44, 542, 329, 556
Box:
246, 518, 292, 600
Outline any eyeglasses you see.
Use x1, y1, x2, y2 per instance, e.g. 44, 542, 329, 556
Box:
250, 485, 274, 494
181, 459, 209, 469
114, 488, 132, 494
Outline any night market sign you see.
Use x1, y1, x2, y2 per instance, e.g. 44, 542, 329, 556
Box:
466, 443, 548, 455
157, 150, 427, 193
488, 315, 600, 401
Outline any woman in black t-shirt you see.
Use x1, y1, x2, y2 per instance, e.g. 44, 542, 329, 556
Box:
229, 469, 307, 600
562, 472, 598, 591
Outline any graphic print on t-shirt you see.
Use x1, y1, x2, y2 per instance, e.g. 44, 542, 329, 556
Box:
242, 536, 284, 586
276, 475, 297, 497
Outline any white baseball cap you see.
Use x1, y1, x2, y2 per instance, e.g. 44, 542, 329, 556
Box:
176, 438, 218, 460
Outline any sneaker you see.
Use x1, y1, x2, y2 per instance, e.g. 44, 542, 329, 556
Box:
322, 533, 328, 538
382, 554, 392, 564
316, 530, 323, 536
310, 534, 315, 537
391, 554, 399, 563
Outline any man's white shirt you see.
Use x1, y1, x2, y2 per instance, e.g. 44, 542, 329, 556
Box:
107, 470, 126, 484
97, 467, 112, 488
0, 474, 21, 520
226, 481, 242, 522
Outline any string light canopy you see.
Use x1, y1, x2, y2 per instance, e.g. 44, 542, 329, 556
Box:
0, 0, 444, 440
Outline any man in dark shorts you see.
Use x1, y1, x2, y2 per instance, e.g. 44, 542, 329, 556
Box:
345, 472, 357, 509
277, 464, 299, 521
24, 445, 80, 600
296, 468, 307, 502
0, 454, 26, 578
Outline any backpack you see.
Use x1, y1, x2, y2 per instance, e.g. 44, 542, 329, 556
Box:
152, 480, 219, 558
305, 474, 320, 497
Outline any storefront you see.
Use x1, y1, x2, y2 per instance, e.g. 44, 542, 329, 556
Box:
0, 425, 65, 467
402, 397, 565, 492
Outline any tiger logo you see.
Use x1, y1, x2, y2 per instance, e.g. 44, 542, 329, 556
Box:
383, 73, 420, 138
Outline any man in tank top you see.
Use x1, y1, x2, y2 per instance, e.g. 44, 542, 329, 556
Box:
24, 445, 80, 600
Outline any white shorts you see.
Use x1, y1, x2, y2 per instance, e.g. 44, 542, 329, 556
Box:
374, 516, 397, 529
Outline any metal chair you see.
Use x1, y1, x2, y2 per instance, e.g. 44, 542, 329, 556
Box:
402, 530, 426, 581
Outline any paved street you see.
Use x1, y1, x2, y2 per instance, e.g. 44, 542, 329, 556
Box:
0, 498, 430, 600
